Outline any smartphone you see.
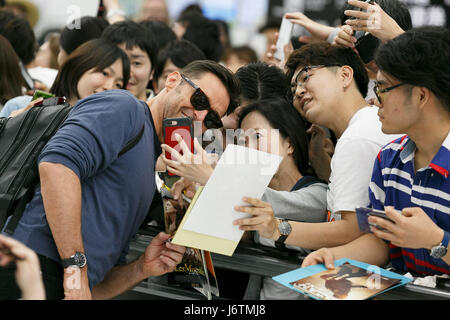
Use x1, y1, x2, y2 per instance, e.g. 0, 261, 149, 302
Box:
274, 16, 294, 62
163, 117, 194, 177
346, 0, 379, 63
32, 90, 55, 101
351, 0, 375, 41
97, 0, 106, 18
356, 207, 395, 233
19, 61, 35, 91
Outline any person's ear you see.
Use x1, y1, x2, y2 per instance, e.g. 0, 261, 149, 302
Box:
285, 138, 294, 156
413, 86, 431, 111
165, 71, 181, 92
340, 65, 354, 90
152, 79, 159, 94
149, 68, 155, 82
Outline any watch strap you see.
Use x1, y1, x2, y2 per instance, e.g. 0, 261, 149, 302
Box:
61, 257, 76, 268
275, 234, 288, 247
441, 230, 449, 249
275, 219, 291, 248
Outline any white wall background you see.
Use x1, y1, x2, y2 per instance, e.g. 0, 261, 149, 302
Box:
33, 0, 100, 37
26, 0, 449, 58
30, 0, 270, 56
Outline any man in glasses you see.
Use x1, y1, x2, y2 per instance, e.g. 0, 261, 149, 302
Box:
303, 26, 450, 276
1, 59, 240, 300
284, 0, 412, 104
277, 41, 400, 252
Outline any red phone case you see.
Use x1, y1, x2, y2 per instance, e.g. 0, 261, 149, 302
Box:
163, 118, 194, 176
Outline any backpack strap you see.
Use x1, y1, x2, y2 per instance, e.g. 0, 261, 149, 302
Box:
3, 188, 35, 235
118, 125, 145, 157
3, 125, 145, 235
291, 176, 325, 191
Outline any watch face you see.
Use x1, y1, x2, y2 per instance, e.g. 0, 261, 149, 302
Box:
279, 221, 292, 236
431, 246, 447, 259
74, 252, 87, 268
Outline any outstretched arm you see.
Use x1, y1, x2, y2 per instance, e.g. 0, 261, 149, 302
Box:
104, 0, 126, 24
92, 233, 185, 300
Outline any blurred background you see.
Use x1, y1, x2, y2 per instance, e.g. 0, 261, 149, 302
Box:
4, 0, 450, 58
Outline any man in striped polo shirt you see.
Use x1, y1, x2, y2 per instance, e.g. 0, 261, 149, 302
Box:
302, 26, 450, 276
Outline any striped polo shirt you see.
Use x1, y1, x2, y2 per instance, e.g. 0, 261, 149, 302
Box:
368, 133, 450, 275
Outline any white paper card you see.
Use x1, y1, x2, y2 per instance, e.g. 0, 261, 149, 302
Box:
274, 16, 294, 62
182, 144, 282, 242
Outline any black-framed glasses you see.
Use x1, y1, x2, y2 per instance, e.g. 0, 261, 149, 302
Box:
290, 64, 343, 96
180, 73, 223, 129
373, 81, 406, 104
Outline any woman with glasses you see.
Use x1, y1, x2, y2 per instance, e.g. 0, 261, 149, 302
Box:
0, 35, 24, 111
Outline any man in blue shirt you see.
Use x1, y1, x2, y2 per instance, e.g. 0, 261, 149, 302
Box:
1, 60, 240, 299
302, 27, 450, 276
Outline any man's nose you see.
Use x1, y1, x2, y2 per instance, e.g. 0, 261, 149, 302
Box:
295, 84, 306, 97
193, 109, 208, 121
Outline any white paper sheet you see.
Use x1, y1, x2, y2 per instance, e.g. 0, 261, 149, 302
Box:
182, 144, 282, 242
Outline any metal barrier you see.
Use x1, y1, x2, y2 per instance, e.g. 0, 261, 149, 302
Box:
125, 226, 450, 300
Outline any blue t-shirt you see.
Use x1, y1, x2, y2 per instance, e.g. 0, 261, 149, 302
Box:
10, 90, 158, 288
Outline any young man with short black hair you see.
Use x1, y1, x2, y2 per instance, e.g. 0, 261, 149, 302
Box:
152, 39, 205, 95
102, 21, 159, 101
237, 42, 400, 251
303, 27, 450, 275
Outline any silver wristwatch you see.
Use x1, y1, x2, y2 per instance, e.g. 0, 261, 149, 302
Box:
61, 252, 87, 269
430, 231, 449, 259
275, 219, 292, 248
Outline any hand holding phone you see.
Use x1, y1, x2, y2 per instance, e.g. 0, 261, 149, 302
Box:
356, 207, 396, 233
163, 118, 194, 177
274, 16, 294, 62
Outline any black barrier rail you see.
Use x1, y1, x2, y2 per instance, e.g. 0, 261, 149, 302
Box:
125, 226, 450, 300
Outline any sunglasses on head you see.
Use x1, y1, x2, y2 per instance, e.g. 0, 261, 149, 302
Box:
180, 73, 223, 129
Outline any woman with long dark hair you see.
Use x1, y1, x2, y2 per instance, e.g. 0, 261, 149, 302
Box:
2, 38, 130, 117
51, 38, 130, 106
0, 35, 23, 108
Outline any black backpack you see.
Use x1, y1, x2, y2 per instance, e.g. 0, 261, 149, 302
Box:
0, 98, 144, 235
